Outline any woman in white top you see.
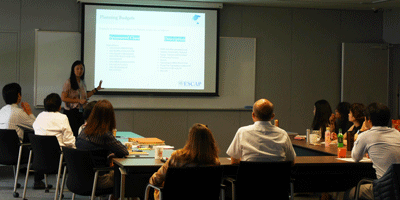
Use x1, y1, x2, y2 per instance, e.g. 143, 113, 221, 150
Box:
61, 61, 103, 137
33, 93, 75, 148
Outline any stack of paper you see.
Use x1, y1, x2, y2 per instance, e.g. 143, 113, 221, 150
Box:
129, 137, 165, 145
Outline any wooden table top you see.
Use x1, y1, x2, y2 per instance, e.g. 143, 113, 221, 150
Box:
114, 138, 368, 168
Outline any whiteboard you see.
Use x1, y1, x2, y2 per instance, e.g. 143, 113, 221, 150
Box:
34, 30, 81, 107
34, 31, 256, 109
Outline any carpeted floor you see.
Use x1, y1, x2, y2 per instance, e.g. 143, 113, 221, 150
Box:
0, 165, 111, 200
0, 165, 322, 200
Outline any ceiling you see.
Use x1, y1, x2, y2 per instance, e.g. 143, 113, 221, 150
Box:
180, 0, 400, 10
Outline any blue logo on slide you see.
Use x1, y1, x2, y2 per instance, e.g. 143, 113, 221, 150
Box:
180, 81, 202, 87
193, 15, 201, 24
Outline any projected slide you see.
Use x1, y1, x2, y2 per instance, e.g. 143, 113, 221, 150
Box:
95, 9, 205, 90
84, 4, 218, 95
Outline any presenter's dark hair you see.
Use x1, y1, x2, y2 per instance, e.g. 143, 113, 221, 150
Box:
2, 83, 21, 104
365, 102, 391, 127
69, 60, 85, 90
44, 93, 62, 112
312, 99, 332, 139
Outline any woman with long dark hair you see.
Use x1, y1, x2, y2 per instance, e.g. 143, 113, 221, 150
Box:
61, 60, 103, 136
149, 123, 220, 200
312, 99, 333, 140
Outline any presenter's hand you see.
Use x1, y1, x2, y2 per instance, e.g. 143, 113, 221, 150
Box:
96, 80, 104, 91
79, 99, 87, 105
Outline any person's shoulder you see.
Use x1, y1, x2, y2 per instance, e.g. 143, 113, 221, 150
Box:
238, 123, 255, 132
62, 79, 71, 88
0, 104, 11, 113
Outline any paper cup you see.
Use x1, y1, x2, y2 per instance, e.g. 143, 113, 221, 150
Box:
309, 134, 320, 144
124, 142, 132, 151
154, 146, 164, 159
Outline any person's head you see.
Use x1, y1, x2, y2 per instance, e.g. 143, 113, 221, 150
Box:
364, 102, 391, 127
82, 101, 97, 122
335, 102, 351, 121
312, 100, 332, 136
84, 99, 116, 136
44, 93, 62, 112
2, 83, 22, 105
349, 103, 366, 124
252, 99, 274, 122
69, 60, 85, 90
182, 123, 219, 164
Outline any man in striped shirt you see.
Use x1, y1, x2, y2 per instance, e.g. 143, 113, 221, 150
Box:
0, 83, 51, 190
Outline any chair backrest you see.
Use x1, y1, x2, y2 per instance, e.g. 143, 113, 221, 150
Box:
28, 134, 61, 174
0, 129, 22, 165
62, 147, 111, 196
162, 166, 224, 200
236, 161, 292, 200
373, 163, 400, 200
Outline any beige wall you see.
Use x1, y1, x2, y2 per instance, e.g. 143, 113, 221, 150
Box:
0, 1, 388, 156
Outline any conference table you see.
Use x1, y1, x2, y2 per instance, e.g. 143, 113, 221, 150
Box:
112, 135, 376, 199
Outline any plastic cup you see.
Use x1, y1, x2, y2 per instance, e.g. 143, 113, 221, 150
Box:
337, 147, 346, 158
154, 146, 164, 159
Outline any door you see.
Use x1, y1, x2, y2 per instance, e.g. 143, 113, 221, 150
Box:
341, 43, 389, 106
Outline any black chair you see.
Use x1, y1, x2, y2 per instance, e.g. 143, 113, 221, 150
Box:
0, 129, 30, 198
22, 135, 64, 200
144, 166, 225, 200
225, 161, 293, 200
61, 147, 113, 200
355, 163, 400, 200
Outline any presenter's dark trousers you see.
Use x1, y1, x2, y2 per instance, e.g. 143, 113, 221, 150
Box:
64, 108, 83, 137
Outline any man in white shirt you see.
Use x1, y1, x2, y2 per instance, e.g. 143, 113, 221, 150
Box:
226, 99, 296, 164
0, 83, 51, 189
33, 93, 76, 148
0, 83, 35, 141
346, 102, 400, 200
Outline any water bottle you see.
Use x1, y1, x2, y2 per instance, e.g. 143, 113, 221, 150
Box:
325, 127, 331, 147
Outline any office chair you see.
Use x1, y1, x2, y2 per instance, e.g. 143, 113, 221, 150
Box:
224, 161, 294, 200
0, 129, 30, 198
355, 163, 400, 200
22, 134, 64, 200
60, 147, 113, 200
22, 134, 63, 200
144, 166, 225, 200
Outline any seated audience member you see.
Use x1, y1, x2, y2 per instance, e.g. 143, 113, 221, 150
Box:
76, 100, 128, 200
77, 101, 97, 135
149, 123, 220, 200
0, 83, 35, 141
312, 99, 333, 140
226, 99, 296, 164
346, 103, 400, 200
344, 103, 366, 142
33, 93, 75, 148
0, 83, 49, 189
330, 102, 352, 135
